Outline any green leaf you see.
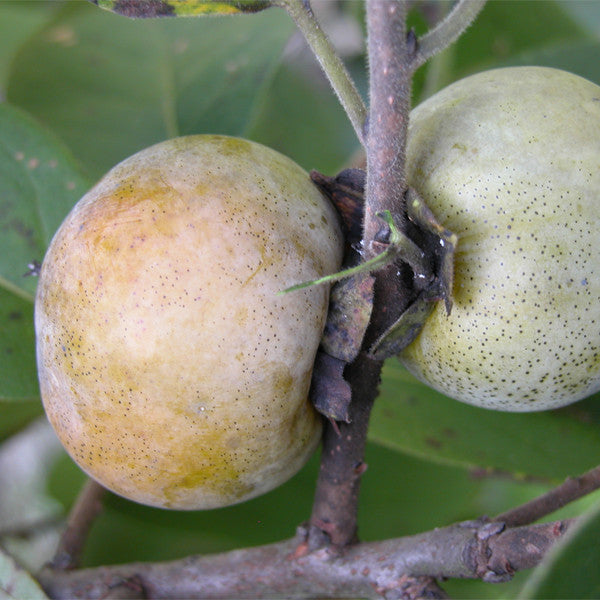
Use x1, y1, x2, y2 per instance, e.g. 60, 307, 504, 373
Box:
0, 1, 58, 93
503, 40, 600, 85
370, 361, 600, 481
248, 61, 360, 173
558, 0, 600, 37
452, 0, 588, 70
7, 0, 294, 179
519, 496, 600, 599
0, 403, 43, 444
0, 547, 49, 600
0, 103, 90, 297
0, 103, 90, 402
92, 0, 273, 17
413, 0, 590, 103
0, 292, 37, 402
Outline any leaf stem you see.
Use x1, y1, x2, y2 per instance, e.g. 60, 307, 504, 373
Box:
281, 210, 428, 294
275, 0, 367, 145
412, 0, 487, 70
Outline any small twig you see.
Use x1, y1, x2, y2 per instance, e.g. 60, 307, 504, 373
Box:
50, 478, 106, 571
276, 0, 367, 145
411, 0, 487, 71
38, 518, 574, 599
307, 0, 418, 550
494, 464, 600, 528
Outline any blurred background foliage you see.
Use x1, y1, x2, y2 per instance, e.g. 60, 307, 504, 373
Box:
1, 1, 600, 598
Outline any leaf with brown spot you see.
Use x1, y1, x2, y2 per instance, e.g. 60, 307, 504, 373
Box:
89, 0, 273, 17
0, 104, 90, 299
371, 361, 600, 481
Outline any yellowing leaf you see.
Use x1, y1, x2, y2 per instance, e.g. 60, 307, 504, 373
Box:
90, 0, 273, 18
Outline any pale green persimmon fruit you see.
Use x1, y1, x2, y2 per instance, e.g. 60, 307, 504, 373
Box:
400, 66, 600, 412
35, 135, 343, 509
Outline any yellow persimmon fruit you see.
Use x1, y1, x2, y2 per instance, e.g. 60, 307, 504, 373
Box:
35, 135, 343, 509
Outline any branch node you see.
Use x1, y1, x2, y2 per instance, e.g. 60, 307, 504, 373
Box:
477, 521, 505, 541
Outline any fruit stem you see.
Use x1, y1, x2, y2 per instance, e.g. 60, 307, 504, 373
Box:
275, 0, 367, 146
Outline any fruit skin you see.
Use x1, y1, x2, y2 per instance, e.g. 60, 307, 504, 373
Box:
35, 135, 343, 509
400, 67, 600, 412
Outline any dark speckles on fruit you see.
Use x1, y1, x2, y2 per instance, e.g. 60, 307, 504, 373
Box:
400, 67, 600, 412
35, 135, 343, 509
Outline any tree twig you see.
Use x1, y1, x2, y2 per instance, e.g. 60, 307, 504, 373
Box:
307, 0, 419, 549
494, 464, 600, 528
411, 0, 487, 70
276, 0, 367, 145
361, 1, 418, 350
50, 478, 106, 571
38, 518, 574, 599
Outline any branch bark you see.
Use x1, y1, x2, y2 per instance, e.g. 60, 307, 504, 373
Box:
362, 0, 418, 352
38, 518, 574, 600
